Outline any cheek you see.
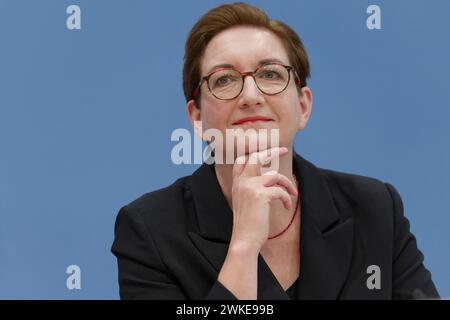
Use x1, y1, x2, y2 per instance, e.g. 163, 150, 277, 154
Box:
274, 95, 302, 135
277, 98, 300, 121
200, 102, 231, 131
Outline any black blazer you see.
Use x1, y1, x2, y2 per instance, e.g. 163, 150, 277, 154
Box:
111, 152, 439, 299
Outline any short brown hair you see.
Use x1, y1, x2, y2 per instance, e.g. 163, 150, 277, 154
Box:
182, 2, 311, 106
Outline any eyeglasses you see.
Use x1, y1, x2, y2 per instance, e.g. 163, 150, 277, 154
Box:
193, 63, 301, 101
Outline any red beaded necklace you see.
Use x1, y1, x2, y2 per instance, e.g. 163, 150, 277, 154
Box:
268, 176, 300, 240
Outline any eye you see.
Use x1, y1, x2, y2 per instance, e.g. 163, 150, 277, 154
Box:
211, 71, 240, 88
215, 76, 232, 86
261, 70, 281, 80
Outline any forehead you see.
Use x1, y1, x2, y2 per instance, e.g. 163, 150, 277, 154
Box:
201, 26, 290, 74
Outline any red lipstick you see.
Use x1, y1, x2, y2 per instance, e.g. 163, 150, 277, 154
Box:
233, 116, 273, 125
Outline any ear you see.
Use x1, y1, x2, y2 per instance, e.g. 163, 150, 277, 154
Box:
298, 86, 313, 131
187, 99, 203, 140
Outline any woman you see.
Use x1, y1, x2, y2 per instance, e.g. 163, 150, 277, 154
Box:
111, 2, 439, 300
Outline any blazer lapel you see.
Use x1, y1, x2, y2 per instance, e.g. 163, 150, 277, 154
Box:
188, 152, 354, 300
293, 152, 354, 299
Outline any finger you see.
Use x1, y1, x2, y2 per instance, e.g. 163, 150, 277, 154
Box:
255, 146, 289, 167
232, 153, 248, 178
260, 172, 298, 196
265, 186, 293, 210
242, 146, 288, 177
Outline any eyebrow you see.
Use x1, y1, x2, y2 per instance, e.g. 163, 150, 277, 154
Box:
205, 58, 286, 75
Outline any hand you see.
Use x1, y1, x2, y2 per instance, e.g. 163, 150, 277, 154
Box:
229, 147, 298, 251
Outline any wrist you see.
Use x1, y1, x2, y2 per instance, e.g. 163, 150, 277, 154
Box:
228, 238, 262, 257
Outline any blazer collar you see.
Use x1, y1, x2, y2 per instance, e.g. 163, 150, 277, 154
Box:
189, 151, 354, 299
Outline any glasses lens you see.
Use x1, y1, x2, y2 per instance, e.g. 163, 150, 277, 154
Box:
255, 64, 289, 94
208, 69, 242, 100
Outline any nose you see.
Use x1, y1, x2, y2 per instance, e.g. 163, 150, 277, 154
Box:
237, 75, 265, 108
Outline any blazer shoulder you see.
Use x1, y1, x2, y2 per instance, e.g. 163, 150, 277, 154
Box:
318, 167, 393, 196
317, 167, 400, 219
120, 175, 191, 219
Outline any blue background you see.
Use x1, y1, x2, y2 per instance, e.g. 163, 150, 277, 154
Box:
0, 0, 448, 299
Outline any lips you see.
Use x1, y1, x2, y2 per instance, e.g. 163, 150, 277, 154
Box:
232, 116, 273, 125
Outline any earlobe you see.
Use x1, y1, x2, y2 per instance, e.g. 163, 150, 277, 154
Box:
187, 100, 203, 140
187, 99, 201, 122
298, 87, 313, 130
